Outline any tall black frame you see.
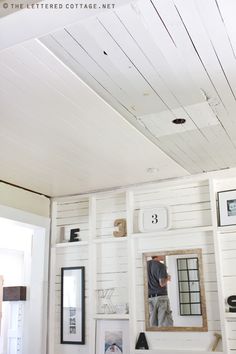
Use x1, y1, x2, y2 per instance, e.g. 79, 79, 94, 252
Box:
61, 266, 85, 344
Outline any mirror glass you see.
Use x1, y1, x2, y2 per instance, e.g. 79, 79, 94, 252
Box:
143, 248, 208, 331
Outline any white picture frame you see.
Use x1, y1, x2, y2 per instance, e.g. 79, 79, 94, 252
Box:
96, 319, 129, 354
218, 190, 236, 226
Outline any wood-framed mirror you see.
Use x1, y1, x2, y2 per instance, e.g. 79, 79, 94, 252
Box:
143, 248, 208, 332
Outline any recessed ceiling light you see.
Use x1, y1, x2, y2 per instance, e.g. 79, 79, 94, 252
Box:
147, 168, 159, 174
172, 118, 186, 124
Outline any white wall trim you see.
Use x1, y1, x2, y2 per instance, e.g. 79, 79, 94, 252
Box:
0, 204, 50, 228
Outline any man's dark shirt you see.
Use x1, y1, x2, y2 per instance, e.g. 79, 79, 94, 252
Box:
147, 259, 168, 296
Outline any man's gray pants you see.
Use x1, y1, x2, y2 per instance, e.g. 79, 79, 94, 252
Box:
148, 295, 173, 327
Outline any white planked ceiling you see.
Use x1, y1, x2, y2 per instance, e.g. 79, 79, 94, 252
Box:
2, 0, 236, 196
0, 39, 188, 196
40, 0, 236, 176
0, 0, 134, 50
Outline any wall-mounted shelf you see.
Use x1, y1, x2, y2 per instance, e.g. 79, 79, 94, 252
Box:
55, 241, 89, 248
225, 312, 236, 319
133, 351, 223, 354
93, 237, 128, 244
217, 225, 236, 234
131, 225, 213, 239
93, 313, 129, 320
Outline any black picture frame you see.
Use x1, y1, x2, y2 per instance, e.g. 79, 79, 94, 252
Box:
218, 189, 236, 227
61, 266, 85, 344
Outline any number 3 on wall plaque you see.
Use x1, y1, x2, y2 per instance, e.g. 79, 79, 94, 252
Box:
138, 207, 170, 232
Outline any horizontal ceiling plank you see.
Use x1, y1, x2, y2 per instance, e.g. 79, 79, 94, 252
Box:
17, 41, 142, 136
0, 90, 111, 180
158, 135, 203, 174
196, 0, 236, 105
157, 123, 236, 173
216, 0, 236, 62
152, 0, 216, 98
0, 45, 144, 152
183, 102, 219, 129
139, 110, 196, 137
139, 101, 220, 140
0, 40, 188, 195
67, 18, 167, 115
41, 31, 136, 115
173, 0, 236, 122
0, 0, 133, 51
39, 35, 145, 127
152, 0, 233, 133
0, 58, 95, 143
0, 58, 139, 168
98, 9, 181, 110
201, 125, 236, 168
133, 0, 204, 106
164, 130, 220, 172
180, 129, 225, 171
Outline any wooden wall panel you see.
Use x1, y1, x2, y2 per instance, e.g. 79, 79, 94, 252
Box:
50, 178, 227, 353
132, 180, 221, 351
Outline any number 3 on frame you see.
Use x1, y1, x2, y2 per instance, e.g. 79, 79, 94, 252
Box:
138, 207, 170, 232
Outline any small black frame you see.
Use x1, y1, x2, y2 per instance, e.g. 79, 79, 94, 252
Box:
217, 189, 236, 227
61, 266, 85, 344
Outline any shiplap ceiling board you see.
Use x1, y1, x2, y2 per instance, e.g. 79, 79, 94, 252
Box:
2, 0, 236, 196
0, 40, 188, 196
0, 0, 134, 50
40, 0, 236, 176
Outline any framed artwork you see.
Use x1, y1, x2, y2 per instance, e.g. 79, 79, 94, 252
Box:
218, 190, 236, 226
96, 319, 129, 354
0, 276, 3, 332
61, 266, 85, 344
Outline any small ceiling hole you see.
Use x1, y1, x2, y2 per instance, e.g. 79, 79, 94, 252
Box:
172, 118, 186, 125
103, 51, 108, 55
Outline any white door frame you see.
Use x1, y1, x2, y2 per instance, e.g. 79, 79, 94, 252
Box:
0, 204, 50, 354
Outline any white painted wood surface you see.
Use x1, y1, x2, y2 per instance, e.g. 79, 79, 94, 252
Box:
0, 37, 188, 197
39, 0, 236, 179
3, 0, 236, 200
0, 0, 133, 50
210, 176, 236, 353
49, 175, 229, 353
132, 181, 221, 351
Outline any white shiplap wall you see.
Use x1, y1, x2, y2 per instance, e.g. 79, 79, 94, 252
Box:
95, 193, 129, 312
52, 197, 90, 354
96, 194, 126, 240
50, 177, 227, 354
212, 177, 236, 353
54, 246, 89, 354
132, 180, 221, 351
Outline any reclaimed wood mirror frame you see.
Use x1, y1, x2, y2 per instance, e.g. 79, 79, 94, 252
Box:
61, 266, 85, 344
143, 248, 208, 332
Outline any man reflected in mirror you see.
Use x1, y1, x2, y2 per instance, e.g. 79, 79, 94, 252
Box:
147, 255, 173, 327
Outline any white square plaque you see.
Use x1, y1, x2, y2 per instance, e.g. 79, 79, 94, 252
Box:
138, 207, 170, 232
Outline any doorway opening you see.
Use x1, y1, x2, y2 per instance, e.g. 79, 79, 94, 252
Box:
0, 215, 49, 354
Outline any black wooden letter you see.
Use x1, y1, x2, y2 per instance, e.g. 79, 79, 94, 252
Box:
69, 228, 80, 242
